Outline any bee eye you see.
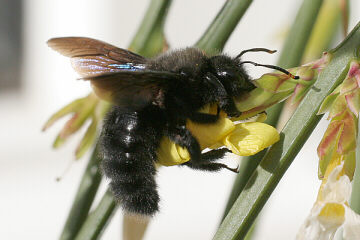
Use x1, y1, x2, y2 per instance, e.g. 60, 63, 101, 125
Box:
180, 70, 188, 76
216, 70, 235, 80
179, 67, 195, 81
217, 71, 228, 77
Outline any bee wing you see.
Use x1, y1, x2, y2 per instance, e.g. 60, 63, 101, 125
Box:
83, 71, 181, 110
47, 37, 146, 77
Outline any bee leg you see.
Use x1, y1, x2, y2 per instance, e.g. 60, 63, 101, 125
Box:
183, 161, 239, 173
189, 111, 219, 123
182, 148, 239, 173
219, 97, 241, 118
166, 125, 201, 161
201, 148, 232, 161
166, 126, 238, 173
204, 72, 241, 118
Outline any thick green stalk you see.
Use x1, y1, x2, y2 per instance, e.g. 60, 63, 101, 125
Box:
221, 0, 324, 224
74, 190, 117, 240
129, 0, 172, 57
221, 154, 261, 221
59, 146, 102, 240
214, 22, 360, 240
350, 118, 360, 214
58, 1, 173, 239
195, 0, 253, 54
277, 0, 324, 68
303, 0, 344, 62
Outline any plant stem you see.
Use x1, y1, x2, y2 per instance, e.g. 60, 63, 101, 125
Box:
129, 0, 172, 57
195, 0, 253, 54
221, 0, 324, 225
74, 190, 117, 240
350, 118, 360, 214
303, 0, 344, 63
277, 0, 324, 68
59, 145, 102, 240
123, 215, 150, 240
214, 21, 360, 240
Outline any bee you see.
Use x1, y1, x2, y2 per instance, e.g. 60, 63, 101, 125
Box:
48, 37, 296, 216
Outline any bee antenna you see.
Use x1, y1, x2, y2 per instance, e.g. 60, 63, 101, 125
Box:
235, 48, 277, 59
240, 61, 299, 79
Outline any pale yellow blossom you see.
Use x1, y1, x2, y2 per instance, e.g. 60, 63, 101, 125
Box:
297, 162, 360, 240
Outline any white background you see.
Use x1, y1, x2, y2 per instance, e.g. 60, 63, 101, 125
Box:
1, 0, 359, 239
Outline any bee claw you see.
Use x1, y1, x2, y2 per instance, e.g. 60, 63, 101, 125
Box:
226, 165, 239, 173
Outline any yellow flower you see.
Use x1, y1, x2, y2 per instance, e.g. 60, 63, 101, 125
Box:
156, 104, 280, 166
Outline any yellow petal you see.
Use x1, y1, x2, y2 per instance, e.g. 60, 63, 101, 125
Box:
318, 203, 345, 228
187, 118, 235, 149
222, 122, 279, 156
186, 104, 235, 149
156, 137, 190, 166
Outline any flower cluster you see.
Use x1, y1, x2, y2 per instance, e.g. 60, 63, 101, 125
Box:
297, 60, 360, 240
43, 93, 110, 159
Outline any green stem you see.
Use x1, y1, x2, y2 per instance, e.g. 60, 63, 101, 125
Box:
195, 0, 253, 54
277, 0, 324, 68
129, 0, 172, 57
350, 118, 360, 214
214, 21, 360, 240
59, 146, 102, 240
303, 0, 344, 62
74, 190, 117, 240
221, 0, 324, 225
221, 155, 261, 221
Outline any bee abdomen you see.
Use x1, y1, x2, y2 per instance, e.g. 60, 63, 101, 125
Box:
100, 108, 161, 216
110, 176, 160, 216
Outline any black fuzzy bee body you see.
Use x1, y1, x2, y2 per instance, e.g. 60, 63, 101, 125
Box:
48, 37, 257, 216
101, 106, 165, 215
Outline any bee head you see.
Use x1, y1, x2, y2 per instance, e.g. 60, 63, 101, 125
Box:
209, 55, 255, 97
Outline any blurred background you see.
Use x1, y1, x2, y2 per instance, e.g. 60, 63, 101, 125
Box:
1, 0, 359, 239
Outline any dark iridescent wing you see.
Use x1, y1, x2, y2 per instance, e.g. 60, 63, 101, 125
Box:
47, 37, 182, 110
84, 71, 181, 110
47, 37, 146, 77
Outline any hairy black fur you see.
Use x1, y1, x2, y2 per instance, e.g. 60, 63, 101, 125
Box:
47, 38, 255, 217
101, 106, 165, 215
100, 48, 255, 216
